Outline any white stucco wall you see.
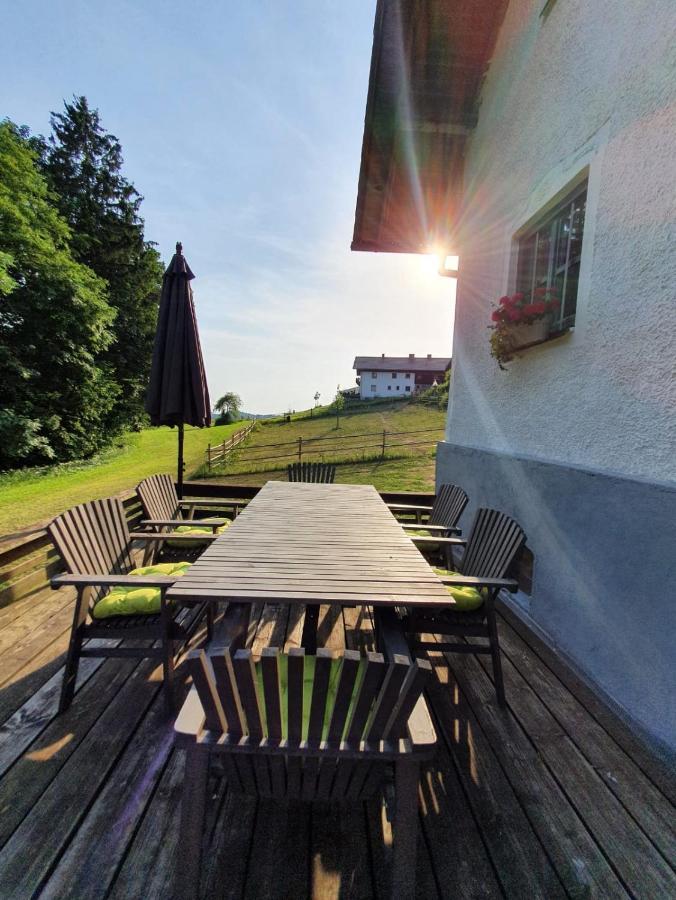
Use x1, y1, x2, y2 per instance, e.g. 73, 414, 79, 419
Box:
446, 0, 676, 483
359, 370, 415, 398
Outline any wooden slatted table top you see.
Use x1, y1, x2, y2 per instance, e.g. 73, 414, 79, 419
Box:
167, 481, 451, 608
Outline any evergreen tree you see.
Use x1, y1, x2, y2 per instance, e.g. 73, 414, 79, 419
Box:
40, 97, 163, 432
0, 121, 117, 467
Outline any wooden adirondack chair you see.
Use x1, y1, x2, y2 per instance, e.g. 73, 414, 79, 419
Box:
175, 645, 436, 900
137, 473, 248, 528
400, 483, 469, 568
402, 508, 526, 706
48, 497, 215, 714
388, 482, 466, 526
287, 461, 336, 483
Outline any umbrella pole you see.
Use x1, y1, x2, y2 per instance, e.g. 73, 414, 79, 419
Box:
177, 421, 185, 499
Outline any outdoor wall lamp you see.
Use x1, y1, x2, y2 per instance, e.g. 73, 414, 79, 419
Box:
438, 254, 459, 277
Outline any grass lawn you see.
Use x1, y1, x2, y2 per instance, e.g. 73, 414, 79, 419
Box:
201, 401, 445, 476
211, 453, 438, 493
0, 422, 242, 537
201, 401, 445, 492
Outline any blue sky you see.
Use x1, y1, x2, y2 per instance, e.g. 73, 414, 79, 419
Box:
1, 0, 454, 413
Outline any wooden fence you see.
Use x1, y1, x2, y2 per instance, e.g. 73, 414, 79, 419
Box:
205, 422, 255, 470
207, 426, 443, 471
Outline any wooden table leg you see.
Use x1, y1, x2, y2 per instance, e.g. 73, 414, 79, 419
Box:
301, 603, 320, 653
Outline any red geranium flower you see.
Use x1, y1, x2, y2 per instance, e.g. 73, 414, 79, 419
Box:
506, 307, 522, 322
531, 301, 547, 314
491, 310, 502, 322
547, 299, 561, 309
498, 295, 512, 306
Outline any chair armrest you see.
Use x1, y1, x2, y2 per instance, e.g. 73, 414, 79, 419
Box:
438, 575, 519, 593
401, 524, 461, 534
129, 532, 218, 543
179, 498, 247, 508
51, 573, 178, 589
409, 535, 467, 546
141, 518, 227, 528
387, 503, 434, 513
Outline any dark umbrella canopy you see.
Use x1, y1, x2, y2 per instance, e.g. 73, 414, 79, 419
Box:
145, 243, 211, 495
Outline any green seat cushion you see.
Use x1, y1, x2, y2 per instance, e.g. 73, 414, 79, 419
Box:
166, 516, 230, 548
434, 568, 487, 612
92, 561, 191, 619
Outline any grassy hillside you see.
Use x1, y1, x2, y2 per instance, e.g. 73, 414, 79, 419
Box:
0, 422, 242, 537
201, 401, 446, 492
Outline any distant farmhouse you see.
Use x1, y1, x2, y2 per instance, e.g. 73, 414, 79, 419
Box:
353, 354, 450, 399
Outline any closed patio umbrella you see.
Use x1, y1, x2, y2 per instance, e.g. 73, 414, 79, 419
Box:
145, 242, 211, 498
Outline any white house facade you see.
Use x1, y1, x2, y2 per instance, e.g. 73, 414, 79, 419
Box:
353, 354, 451, 399
352, 0, 676, 752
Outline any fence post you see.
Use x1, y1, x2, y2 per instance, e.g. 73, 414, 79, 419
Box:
382, 429, 386, 459
207, 443, 211, 472
298, 436, 303, 462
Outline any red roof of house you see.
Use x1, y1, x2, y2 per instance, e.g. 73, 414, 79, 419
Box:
353, 355, 451, 373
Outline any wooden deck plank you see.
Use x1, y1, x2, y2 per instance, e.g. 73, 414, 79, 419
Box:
500, 601, 676, 806
38, 691, 178, 900
0, 638, 120, 781
467, 633, 676, 898
107, 748, 185, 900
497, 614, 676, 864
437, 639, 632, 898
0, 658, 159, 896
425, 651, 567, 899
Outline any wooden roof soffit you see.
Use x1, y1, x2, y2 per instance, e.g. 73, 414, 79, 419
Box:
351, 0, 508, 254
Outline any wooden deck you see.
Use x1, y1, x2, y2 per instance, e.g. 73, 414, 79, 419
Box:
0, 591, 674, 899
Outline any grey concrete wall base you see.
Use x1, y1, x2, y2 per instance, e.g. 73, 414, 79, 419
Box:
436, 441, 676, 750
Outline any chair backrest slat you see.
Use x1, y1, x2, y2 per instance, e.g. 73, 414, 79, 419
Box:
345, 652, 387, 744
307, 650, 334, 745
210, 650, 244, 736
287, 648, 305, 743
460, 508, 526, 579
429, 483, 468, 528
364, 655, 411, 742
137, 473, 179, 521
326, 650, 361, 744
187, 650, 228, 733
49, 497, 134, 579
287, 462, 336, 484
261, 648, 283, 741
233, 650, 264, 741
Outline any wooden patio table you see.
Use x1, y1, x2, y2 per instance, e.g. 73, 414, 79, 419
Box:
166, 480, 452, 651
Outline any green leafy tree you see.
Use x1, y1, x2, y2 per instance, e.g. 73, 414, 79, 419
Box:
0, 120, 117, 467
333, 388, 345, 428
39, 97, 164, 432
214, 392, 241, 423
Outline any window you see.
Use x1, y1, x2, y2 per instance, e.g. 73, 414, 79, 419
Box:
370, 384, 376, 392
391, 372, 397, 379
405, 386, 411, 392
396, 385, 400, 391
371, 371, 378, 378
405, 373, 411, 379
387, 385, 392, 391
516, 182, 587, 331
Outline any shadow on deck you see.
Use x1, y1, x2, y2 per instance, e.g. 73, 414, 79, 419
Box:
0, 593, 674, 899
